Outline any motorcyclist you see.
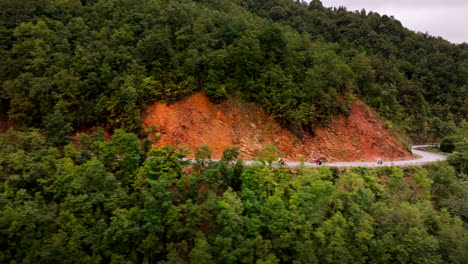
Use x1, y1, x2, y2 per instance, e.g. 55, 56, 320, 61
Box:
278, 157, 285, 165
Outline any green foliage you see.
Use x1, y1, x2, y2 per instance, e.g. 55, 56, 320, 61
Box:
1, 0, 464, 139
440, 137, 456, 153
1, 130, 468, 263
189, 234, 214, 263
447, 121, 468, 174
44, 111, 73, 146
221, 146, 240, 163
194, 144, 213, 169
257, 144, 284, 166
144, 145, 189, 180
102, 129, 142, 183
0, 0, 468, 262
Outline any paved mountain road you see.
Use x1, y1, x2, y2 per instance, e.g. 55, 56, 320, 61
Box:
242, 145, 447, 167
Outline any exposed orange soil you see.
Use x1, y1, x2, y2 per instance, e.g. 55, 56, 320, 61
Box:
141, 92, 412, 162
0, 118, 16, 133
71, 125, 112, 140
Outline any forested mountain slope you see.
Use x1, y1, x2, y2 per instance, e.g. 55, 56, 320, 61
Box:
0, 0, 466, 141
1, 1, 468, 263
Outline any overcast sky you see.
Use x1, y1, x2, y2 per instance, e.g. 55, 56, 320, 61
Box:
315, 0, 468, 44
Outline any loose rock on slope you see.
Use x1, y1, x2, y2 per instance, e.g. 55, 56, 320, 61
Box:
142, 92, 412, 162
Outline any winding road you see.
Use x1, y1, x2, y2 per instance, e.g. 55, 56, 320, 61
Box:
243, 145, 447, 167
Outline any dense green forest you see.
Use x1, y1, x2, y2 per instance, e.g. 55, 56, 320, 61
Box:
1, 0, 467, 263
0, 128, 467, 263
0, 0, 466, 139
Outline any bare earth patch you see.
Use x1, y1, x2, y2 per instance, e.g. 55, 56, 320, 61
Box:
141, 92, 412, 162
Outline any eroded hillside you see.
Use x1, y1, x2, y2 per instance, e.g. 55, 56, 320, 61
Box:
142, 93, 412, 162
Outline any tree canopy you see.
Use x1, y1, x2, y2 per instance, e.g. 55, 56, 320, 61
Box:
0, 129, 467, 263
0, 0, 466, 140
0, 1, 467, 262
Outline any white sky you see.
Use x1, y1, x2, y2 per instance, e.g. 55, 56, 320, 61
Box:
315, 0, 468, 44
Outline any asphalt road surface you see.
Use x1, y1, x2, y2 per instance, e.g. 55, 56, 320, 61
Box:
243, 145, 447, 167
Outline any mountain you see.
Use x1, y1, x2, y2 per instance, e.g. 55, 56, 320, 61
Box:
1, 1, 468, 263
0, 0, 466, 143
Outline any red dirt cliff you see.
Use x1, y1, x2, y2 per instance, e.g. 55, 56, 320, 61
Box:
141, 92, 412, 162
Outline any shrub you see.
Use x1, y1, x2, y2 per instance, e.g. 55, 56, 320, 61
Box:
440, 137, 456, 153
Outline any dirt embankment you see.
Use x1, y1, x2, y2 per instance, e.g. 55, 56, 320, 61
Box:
141, 93, 412, 162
